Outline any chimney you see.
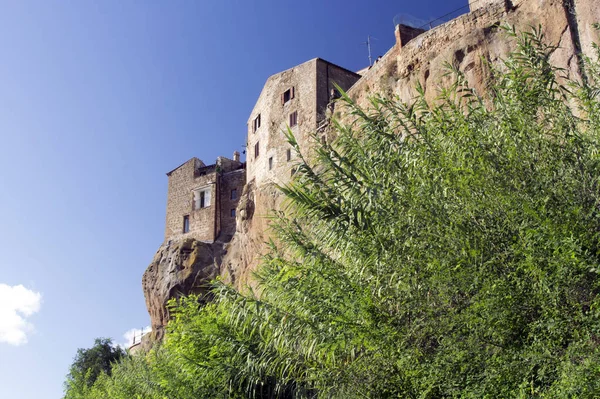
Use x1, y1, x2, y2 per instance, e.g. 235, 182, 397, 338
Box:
233, 151, 240, 162
394, 24, 426, 48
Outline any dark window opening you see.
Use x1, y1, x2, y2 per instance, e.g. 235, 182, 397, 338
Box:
253, 114, 261, 133
254, 142, 259, 158
183, 215, 190, 233
290, 111, 298, 127
230, 209, 236, 217
281, 87, 295, 104
286, 148, 291, 162
269, 157, 273, 170
321, 135, 326, 145
291, 167, 297, 177
231, 189, 237, 200
200, 191, 205, 208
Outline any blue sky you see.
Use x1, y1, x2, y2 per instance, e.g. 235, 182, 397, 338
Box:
0, 1, 467, 397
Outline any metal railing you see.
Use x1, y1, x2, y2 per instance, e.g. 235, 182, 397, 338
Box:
393, 0, 476, 31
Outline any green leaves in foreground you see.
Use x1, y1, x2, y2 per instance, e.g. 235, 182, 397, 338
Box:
65, 26, 600, 398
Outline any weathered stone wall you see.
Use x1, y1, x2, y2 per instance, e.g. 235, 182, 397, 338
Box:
469, 0, 505, 12
246, 59, 318, 188
218, 169, 246, 241
246, 59, 360, 189
347, 0, 598, 110
165, 156, 244, 243
316, 60, 362, 127
165, 159, 217, 243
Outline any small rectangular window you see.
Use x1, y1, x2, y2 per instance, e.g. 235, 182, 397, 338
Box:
230, 209, 236, 217
286, 148, 291, 162
183, 215, 190, 233
282, 87, 295, 104
321, 135, 326, 145
290, 111, 298, 127
254, 141, 259, 158
253, 114, 261, 133
231, 189, 237, 200
269, 157, 273, 170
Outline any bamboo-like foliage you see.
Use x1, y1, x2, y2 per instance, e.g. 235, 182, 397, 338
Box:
64, 25, 600, 398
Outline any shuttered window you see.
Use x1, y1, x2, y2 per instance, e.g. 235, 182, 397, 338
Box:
290, 111, 298, 127
282, 87, 295, 104
193, 187, 211, 209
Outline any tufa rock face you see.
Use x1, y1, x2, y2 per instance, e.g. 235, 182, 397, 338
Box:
142, 238, 222, 340
142, 0, 600, 339
220, 179, 285, 290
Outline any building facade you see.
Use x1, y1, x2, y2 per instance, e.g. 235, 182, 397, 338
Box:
163, 58, 361, 245
246, 58, 361, 188
164, 153, 245, 243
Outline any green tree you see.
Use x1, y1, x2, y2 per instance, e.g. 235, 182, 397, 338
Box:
63, 338, 126, 399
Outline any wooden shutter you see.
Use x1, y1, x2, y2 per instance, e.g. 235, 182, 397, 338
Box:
291, 86, 295, 99
205, 188, 211, 207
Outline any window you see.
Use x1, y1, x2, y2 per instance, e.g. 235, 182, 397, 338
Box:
252, 114, 261, 133
231, 188, 237, 200
254, 141, 259, 158
286, 148, 291, 162
183, 215, 190, 233
291, 167, 297, 177
269, 157, 273, 170
281, 87, 295, 104
289, 111, 298, 127
230, 209, 236, 217
193, 187, 211, 209
321, 135, 326, 145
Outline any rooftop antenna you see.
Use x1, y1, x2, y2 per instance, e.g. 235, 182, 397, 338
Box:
362, 35, 377, 66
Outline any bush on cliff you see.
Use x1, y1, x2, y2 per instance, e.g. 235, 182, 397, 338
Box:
64, 26, 600, 398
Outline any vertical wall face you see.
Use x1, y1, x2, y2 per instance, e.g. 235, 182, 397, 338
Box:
246, 60, 319, 188
165, 157, 245, 243
165, 159, 218, 243
394, 25, 427, 48
315, 60, 361, 124
246, 59, 361, 189
469, 0, 504, 12
219, 169, 246, 240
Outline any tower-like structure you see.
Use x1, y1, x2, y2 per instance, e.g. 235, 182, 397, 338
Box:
246, 58, 361, 188
164, 153, 245, 243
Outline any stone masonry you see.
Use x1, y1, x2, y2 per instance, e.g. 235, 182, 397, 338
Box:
246, 58, 360, 188
164, 154, 245, 243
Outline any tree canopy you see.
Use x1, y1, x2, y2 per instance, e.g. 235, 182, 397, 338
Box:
63, 338, 126, 399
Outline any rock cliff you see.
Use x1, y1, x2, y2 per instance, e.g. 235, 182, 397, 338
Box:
142, 0, 600, 339
142, 238, 221, 340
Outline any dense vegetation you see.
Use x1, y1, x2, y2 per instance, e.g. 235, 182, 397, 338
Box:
64, 27, 600, 398
63, 338, 126, 398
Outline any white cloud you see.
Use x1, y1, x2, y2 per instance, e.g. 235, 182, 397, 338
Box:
120, 326, 151, 349
0, 284, 42, 346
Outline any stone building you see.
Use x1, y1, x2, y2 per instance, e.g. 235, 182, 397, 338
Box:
246, 58, 361, 188
164, 152, 245, 243
162, 59, 360, 246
